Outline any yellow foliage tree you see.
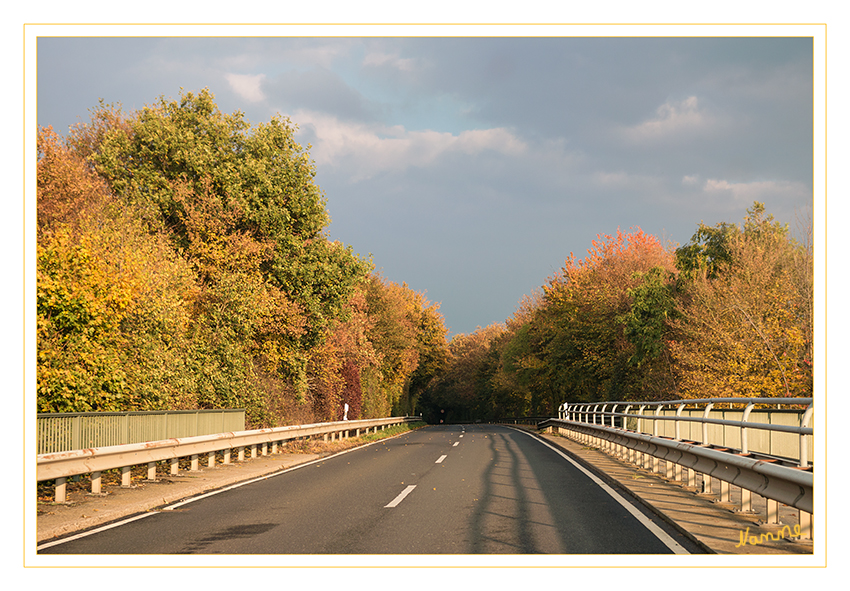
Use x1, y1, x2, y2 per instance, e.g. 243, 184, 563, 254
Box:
670, 203, 813, 398
37, 126, 199, 411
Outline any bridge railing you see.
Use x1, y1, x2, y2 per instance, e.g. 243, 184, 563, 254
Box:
37, 416, 419, 503
540, 397, 813, 539
37, 409, 246, 454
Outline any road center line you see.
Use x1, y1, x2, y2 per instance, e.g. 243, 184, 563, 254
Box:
385, 484, 417, 508
453, 442, 459, 447
436, 455, 447, 463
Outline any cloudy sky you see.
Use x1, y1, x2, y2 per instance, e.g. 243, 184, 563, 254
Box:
34, 28, 819, 338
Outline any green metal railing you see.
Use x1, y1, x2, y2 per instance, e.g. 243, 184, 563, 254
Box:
36, 409, 246, 454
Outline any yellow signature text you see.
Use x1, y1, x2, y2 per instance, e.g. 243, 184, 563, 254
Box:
735, 525, 802, 548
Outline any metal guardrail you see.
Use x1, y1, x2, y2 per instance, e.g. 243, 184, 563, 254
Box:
37, 409, 247, 454
540, 397, 814, 539
37, 416, 419, 503
557, 398, 813, 464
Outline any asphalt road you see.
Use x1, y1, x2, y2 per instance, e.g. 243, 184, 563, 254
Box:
38, 424, 698, 555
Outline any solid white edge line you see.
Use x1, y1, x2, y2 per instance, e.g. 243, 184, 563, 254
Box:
38, 429, 415, 550
385, 485, 417, 508
513, 428, 690, 555
36, 511, 158, 551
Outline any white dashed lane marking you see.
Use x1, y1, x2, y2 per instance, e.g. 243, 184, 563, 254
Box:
385, 485, 417, 508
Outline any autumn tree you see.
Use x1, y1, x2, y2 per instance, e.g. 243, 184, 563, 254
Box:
416, 206, 811, 420
305, 284, 376, 421
402, 288, 451, 416
670, 202, 813, 398
37, 90, 460, 427
356, 274, 449, 418
38, 91, 373, 425
520, 228, 678, 404
73, 90, 370, 389
419, 228, 680, 420
37, 126, 200, 413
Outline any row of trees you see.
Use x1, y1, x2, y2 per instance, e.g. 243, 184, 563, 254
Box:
37, 89, 448, 427
419, 204, 813, 422
36, 89, 813, 426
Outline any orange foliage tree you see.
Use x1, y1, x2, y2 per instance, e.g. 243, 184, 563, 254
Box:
522, 228, 677, 404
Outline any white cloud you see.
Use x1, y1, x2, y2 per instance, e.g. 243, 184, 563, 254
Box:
224, 73, 267, 103
622, 96, 711, 142
292, 110, 527, 182
702, 178, 811, 204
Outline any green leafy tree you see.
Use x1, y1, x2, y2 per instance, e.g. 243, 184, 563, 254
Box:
76, 89, 369, 353
62, 90, 373, 414
675, 221, 739, 279
619, 266, 679, 367
485, 294, 555, 417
